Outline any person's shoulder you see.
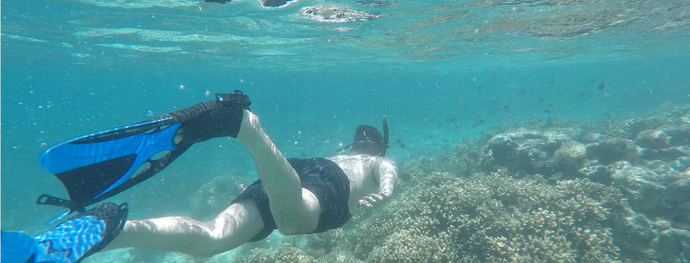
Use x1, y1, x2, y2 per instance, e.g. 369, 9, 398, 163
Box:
375, 156, 398, 166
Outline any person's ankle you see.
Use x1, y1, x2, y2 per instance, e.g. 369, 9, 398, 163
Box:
236, 110, 262, 144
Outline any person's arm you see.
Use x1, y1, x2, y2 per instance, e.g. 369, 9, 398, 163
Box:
359, 158, 399, 208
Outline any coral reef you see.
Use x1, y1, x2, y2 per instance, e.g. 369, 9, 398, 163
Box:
232, 244, 318, 263
636, 125, 690, 171
480, 129, 587, 178
348, 172, 623, 262
403, 139, 484, 182
189, 175, 251, 219
584, 138, 639, 165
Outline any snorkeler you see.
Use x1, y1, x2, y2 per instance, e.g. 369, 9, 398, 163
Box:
1, 91, 399, 262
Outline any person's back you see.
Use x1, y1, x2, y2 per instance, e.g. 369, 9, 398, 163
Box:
327, 154, 398, 210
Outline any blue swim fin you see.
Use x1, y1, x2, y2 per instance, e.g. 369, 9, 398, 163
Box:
1, 203, 128, 263
1, 231, 37, 263
33, 203, 128, 263
37, 91, 251, 219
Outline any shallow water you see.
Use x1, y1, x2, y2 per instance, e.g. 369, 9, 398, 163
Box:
1, 0, 689, 262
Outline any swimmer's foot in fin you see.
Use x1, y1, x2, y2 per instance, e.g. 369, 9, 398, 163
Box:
38, 91, 251, 221
2, 202, 128, 263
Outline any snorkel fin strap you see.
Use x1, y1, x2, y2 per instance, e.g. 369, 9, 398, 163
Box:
382, 116, 389, 156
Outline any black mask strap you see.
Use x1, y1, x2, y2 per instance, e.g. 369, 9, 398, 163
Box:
335, 143, 352, 153
382, 116, 389, 156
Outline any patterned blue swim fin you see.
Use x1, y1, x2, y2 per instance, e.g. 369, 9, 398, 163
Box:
1, 203, 128, 263
1, 230, 37, 263
37, 91, 251, 222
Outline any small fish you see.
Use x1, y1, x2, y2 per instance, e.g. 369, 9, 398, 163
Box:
146, 110, 154, 116
476, 85, 484, 91
205, 90, 210, 97
549, 171, 564, 180
545, 109, 552, 113
472, 119, 484, 128
397, 139, 406, 148
597, 82, 606, 90
539, 98, 545, 103
580, 91, 590, 96
552, 117, 563, 125
499, 105, 510, 111
548, 104, 554, 108
660, 102, 672, 109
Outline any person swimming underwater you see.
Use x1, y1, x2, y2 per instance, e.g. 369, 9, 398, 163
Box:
2, 91, 399, 262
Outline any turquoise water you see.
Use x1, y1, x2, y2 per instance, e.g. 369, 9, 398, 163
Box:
2, 0, 689, 261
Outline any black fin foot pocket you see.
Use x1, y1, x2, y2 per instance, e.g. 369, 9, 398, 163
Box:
178, 90, 252, 143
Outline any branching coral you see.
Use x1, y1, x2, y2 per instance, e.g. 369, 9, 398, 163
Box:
232, 244, 318, 263
346, 172, 624, 262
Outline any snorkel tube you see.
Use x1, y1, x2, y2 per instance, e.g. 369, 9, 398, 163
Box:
381, 116, 389, 157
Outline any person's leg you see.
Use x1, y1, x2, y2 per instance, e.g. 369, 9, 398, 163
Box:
235, 110, 322, 235
103, 200, 264, 257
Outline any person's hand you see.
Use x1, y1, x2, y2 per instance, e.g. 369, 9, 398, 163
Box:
359, 193, 390, 208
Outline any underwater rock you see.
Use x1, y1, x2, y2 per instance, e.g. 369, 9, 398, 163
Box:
580, 132, 608, 144
635, 129, 672, 149
636, 126, 690, 165
637, 126, 690, 172
549, 141, 587, 175
638, 147, 659, 160
652, 220, 690, 263
610, 161, 667, 213
610, 207, 658, 262
658, 146, 690, 160
580, 164, 614, 185
585, 138, 639, 165
298, 3, 380, 23
644, 160, 680, 180
668, 174, 690, 222
670, 156, 690, 171
665, 124, 690, 146
481, 130, 583, 177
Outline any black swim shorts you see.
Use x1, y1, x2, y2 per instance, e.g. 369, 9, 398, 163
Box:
230, 158, 351, 242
